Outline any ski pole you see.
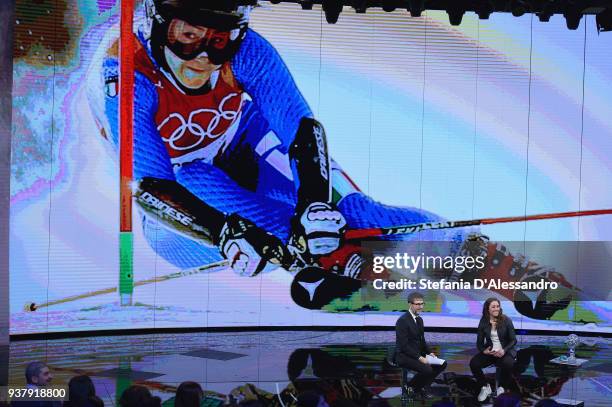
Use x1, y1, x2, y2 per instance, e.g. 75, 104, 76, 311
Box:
25, 260, 229, 312
344, 208, 612, 240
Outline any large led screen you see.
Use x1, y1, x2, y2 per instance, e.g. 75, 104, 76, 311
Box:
9, 1, 612, 334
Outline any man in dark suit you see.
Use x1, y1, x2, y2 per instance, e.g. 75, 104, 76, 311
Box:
395, 292, 447, 399
11, 361, 61, 407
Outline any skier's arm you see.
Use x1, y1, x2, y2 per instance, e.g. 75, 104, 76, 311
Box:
134, 177, 225, 245
135, 177, 291, 276
232, 33, 345, 256
289, 118, 346, 256
231, 29, 312, 143
230, 29, 329, 204
290, 118, 331, 209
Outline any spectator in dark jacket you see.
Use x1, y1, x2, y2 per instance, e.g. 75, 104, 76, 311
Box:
11, 361, 61, 407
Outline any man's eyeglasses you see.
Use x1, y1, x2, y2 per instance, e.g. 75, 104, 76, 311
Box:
412, 302, 425, 306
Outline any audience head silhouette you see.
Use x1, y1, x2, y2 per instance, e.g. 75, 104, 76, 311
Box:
175, 381, 204, 407
119, 385, 161, 407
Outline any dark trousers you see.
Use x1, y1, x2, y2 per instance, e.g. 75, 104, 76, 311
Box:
469, 352, 514, 388
397, 357, 448, 390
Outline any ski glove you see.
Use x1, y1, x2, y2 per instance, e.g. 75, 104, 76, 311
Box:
219, 213, 289, 277
298, 202, 347, 256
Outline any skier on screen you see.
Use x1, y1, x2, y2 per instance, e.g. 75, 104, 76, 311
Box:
88, 0, 574, 320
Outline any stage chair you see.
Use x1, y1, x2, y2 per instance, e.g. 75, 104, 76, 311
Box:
385, 346, 415, 401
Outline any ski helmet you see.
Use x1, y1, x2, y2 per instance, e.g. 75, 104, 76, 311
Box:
145, 0, 255, 93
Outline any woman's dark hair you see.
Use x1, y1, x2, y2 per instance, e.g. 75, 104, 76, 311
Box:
175, 381, 203, 407
119, 385, 161, 407
68, 375, 96, 402
63, 375, 104, 407
482, 297, 507, 324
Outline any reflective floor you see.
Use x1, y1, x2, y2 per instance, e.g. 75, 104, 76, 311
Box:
7, 331, 612, 406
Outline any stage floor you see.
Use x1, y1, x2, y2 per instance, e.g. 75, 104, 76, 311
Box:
8, 331, 612, 406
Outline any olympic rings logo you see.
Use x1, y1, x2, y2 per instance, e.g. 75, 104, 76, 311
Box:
157, 93, 241, 151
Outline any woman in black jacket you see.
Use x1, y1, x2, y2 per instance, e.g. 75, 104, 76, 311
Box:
470, 297, 517, 402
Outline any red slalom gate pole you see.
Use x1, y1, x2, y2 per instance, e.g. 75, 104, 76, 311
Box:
119, 0, 135, 306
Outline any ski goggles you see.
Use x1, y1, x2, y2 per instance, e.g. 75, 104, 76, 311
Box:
165, 18, 241, 61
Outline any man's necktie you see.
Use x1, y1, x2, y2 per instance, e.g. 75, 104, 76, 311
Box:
416, 315, 423, 331
416, 315, 424, 344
